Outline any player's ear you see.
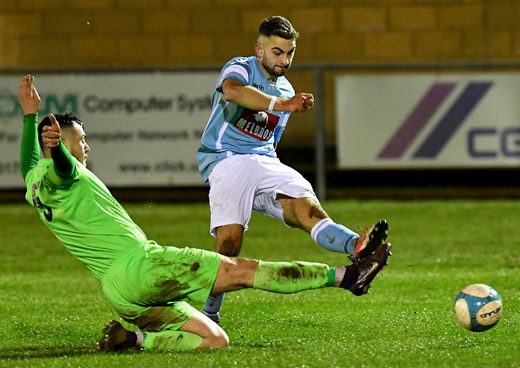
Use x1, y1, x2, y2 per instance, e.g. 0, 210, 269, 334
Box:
60, 131, 70, 149
254, 42, 263, 58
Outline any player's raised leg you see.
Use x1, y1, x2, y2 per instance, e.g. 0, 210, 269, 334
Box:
211, 243, 391, 296
278, 196, 388, 260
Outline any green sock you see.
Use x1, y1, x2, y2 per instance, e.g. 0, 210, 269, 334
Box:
141, 330, 203, 351
253, 260, 331, 293
328, 267, 336, 287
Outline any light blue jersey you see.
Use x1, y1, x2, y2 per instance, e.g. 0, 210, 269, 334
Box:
197, 56, 295, 182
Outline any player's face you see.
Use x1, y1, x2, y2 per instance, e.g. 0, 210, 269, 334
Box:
63, 123, 90, 166
256, 35, 296, 80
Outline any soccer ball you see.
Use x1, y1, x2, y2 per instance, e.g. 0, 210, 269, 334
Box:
454, 284, 503, 332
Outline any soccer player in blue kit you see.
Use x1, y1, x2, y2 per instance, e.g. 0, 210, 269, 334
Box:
198, 16, 391, 323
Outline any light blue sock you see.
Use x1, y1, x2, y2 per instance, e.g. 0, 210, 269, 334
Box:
311, 218, 359, 255
204, 293, 225, 316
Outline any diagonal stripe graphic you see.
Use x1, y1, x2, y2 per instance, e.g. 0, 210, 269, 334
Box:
413, 82, 492, 158
378, 83, 456, 159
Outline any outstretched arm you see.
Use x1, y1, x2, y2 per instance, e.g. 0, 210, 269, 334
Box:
19, 75, 41, 181
222, 78, 314, 113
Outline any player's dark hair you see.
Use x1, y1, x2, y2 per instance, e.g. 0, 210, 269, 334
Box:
38, 112, 84, 150
258, 16, 299, 40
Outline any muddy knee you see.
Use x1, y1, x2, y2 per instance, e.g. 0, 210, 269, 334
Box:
216, 236, 242, 256
215, 225, 243, 256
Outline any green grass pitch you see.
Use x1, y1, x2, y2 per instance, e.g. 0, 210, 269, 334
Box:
1, 199, 519, 367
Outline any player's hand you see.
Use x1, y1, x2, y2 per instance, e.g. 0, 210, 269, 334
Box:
42, 114, 61, 149
19, 75, 41, 115
283, 93, 314, 113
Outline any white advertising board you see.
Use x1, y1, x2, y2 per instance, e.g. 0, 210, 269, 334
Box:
0, 72, 219, 188
336, 73, 520, 169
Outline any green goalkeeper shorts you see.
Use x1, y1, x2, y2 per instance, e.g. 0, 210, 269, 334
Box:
101, 241, 221, 332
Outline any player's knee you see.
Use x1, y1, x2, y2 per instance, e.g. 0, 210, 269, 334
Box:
207, 331, 229, 349
216, 236, 242, 256
215, 225, 244, 256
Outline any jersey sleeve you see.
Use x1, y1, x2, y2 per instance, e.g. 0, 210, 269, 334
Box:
20, 114, 41, 182
51, 141, 77, 179
216, 58, 252, 92
47, 141, 79, 188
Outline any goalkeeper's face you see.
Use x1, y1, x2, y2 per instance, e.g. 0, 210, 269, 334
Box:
62, 123, 90, 166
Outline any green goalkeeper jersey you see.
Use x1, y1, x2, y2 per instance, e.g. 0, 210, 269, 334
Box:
21, 114, 147, 282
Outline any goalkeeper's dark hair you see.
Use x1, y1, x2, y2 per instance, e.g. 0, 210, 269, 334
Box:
258, 16, 299, 40
38, 112, 84, 151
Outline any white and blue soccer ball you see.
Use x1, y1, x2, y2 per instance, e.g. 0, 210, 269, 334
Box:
454, 283, 503, 332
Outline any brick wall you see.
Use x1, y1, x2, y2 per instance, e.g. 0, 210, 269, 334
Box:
2, 0, 519, 147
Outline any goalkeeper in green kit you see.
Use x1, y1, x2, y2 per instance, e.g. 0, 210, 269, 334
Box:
19, 75, 391, 352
